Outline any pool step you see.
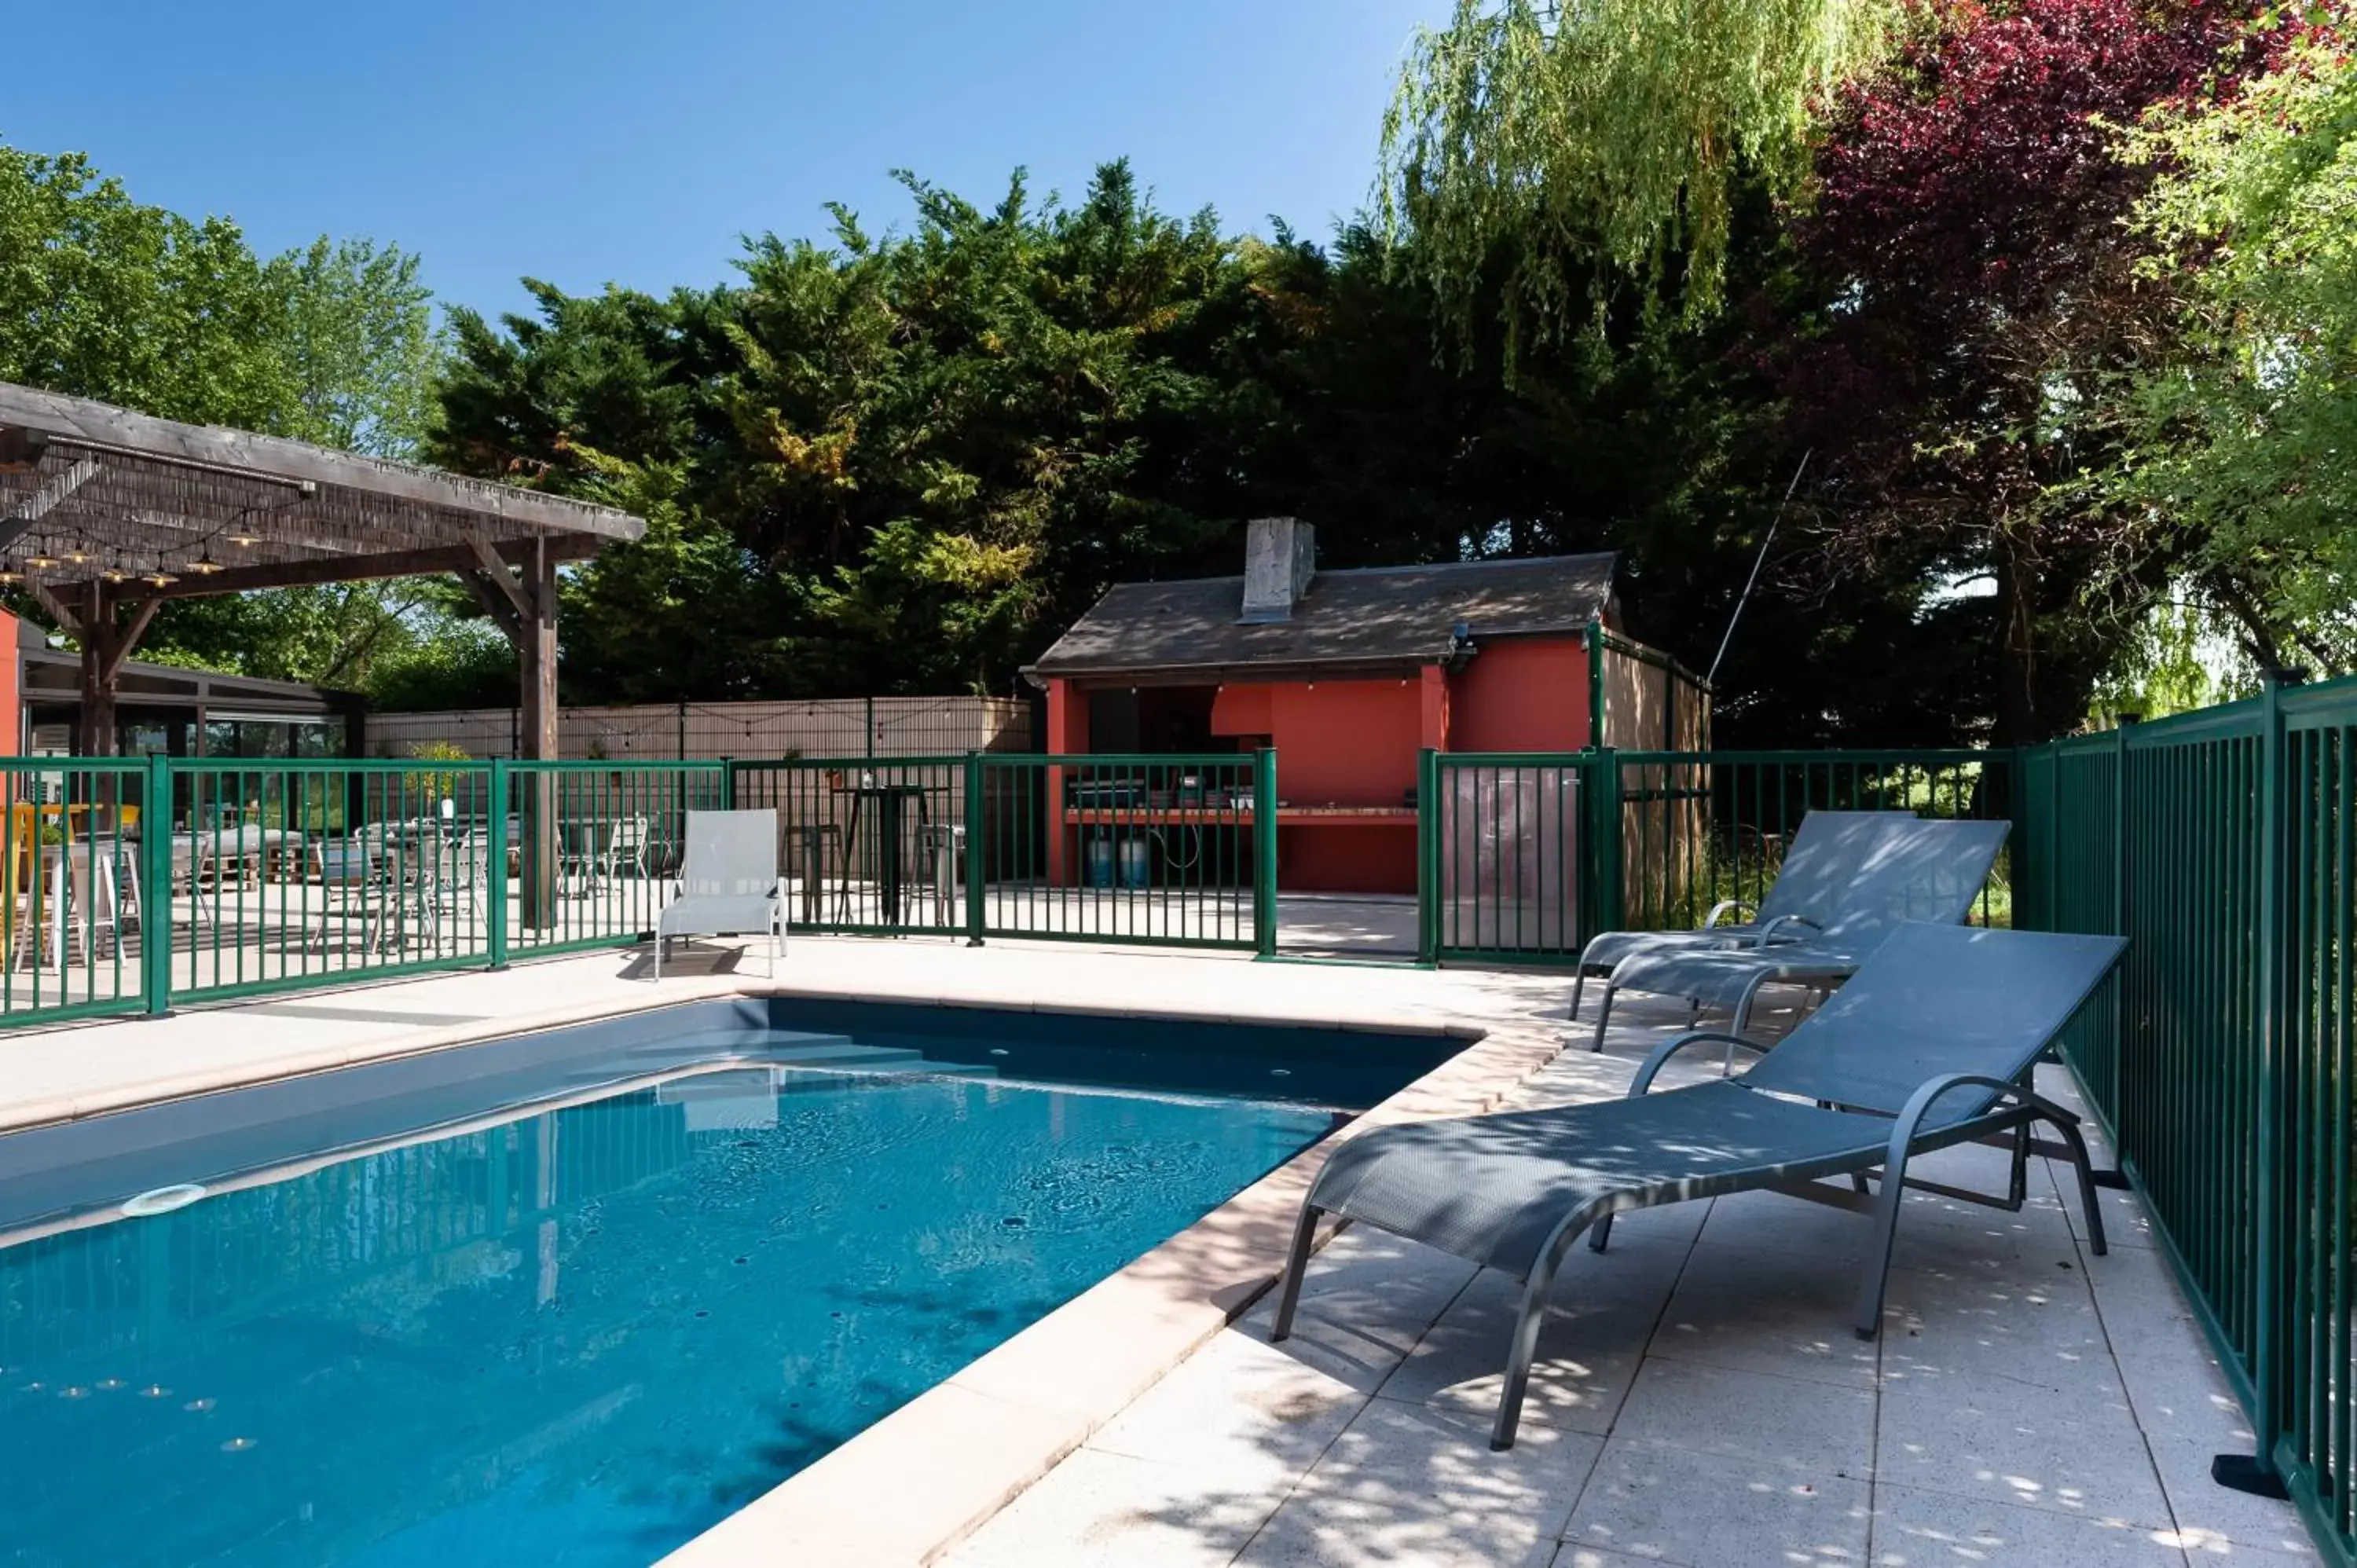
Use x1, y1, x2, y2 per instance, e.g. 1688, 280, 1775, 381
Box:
765, 1040, 921, 1069
766, 1042, 1005, 1082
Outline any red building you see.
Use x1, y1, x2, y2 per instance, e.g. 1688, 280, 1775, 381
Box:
1027, 519, 1701, 893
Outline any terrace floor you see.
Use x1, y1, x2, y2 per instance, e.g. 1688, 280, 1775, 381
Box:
0, 932, 2319, 1566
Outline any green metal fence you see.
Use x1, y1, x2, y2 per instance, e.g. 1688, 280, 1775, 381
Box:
501, 760, 728, 958
728, 756, 971, 940
727, 752, 1268, 951
0, 757, 152, 1024
2015, 673, 2357, 1566
163, 757, 500, 1005
978, 753, 1266, 951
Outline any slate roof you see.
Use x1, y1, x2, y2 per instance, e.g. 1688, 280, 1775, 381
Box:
1031, 553, 1618, 681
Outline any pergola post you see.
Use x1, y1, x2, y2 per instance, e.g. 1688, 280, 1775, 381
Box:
78, 583, 116, 758
518, 536, 561, 929
39, 577, 155, 779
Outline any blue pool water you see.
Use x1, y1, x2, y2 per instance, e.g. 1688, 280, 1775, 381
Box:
0, 1004, 1437, 1566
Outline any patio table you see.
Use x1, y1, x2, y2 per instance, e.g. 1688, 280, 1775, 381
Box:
841, 783, 944, 927
168, 826, 293, 886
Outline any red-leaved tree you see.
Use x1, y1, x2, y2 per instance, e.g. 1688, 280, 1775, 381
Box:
1779, 0, 2270, 741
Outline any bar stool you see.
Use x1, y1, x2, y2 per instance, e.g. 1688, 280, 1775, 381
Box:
921, 822, 966, 926
783, 823, 847, 924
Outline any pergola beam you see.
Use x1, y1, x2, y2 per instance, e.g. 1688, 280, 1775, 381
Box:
464, 529, 536, 624
111, 534, 603, 604
455, 569, 524, 643
102, 598, 161, 685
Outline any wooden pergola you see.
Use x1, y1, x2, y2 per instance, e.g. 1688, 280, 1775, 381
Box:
0, 380, 645, 926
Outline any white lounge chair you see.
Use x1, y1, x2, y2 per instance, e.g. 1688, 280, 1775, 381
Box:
654, 809, 786, 979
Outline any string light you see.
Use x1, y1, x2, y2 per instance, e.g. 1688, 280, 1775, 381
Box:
0, 561, 22, 584
25, 541, 59, 570
191, 548, 223, 575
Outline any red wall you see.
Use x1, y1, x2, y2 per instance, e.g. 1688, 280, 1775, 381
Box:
0, 609, 20, 757
1047, 639, 1591, 894
1446, 636, 1590, 753
1229, 679, 1421, 807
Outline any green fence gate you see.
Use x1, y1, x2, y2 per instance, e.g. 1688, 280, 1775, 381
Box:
1419, 745, 2016, 966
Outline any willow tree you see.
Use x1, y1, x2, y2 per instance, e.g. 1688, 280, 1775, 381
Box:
1381, 0, 1897, 361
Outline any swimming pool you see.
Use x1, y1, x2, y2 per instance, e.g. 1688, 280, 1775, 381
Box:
0, 1001, 1458, 1566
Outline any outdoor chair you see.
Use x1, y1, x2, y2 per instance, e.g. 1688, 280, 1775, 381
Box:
921, 821, 966, 926
309, 837, 391, 954
653, 809, 786, 979
1274, 921, 2125, 1451
1582, 816, 2010, 1050
1569, 808, 1916, 1020
61, 838, 131, 962
597, 815, 652, 885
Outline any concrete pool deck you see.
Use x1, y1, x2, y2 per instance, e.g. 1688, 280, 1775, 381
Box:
0, 935, 2319, 1566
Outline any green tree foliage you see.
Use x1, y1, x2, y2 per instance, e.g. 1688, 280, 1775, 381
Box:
0, 144, 453, 694
1770, 0, 2268, 742
1379, 0, 1897, 361
2113, 25, 2357, 676
433, 163, 1302, 701
432, 156, 1979, 741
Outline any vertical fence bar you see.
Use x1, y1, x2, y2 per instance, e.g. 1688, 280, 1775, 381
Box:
1252, 748, 1277, 959
963, 751, 986, 947
1416, 747, 1438, 965
487, 757, 510, 970
2253, 676, 2287, 1479
143, 751, 171, 1014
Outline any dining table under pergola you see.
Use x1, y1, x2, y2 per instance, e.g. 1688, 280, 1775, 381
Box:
0, 380, 646, 928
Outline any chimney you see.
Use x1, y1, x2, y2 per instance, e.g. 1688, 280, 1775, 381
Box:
1240, 517, 1314, 624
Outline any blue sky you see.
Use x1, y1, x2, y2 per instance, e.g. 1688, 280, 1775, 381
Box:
11, 0, 1444, 323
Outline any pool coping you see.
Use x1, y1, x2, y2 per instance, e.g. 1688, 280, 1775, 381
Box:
0, 948, 1569, 1566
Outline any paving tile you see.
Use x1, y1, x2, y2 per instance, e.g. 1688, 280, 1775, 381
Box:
1376, 1254, 1677, 1434
1549, 1548, 1671, 1568
1877, 1256, 2119, 1401
2066, 1178, 2161, 1252
1583, 1196, 1710, 1247
1868, 1482, 2187, 1566
948, 1445, 1282, 1568
1560, 1437, 1871, 1567
1608, 1358, 1877, 1478
1086, 1330, 1365, 1483
1650, 1240, 1882, 1389
2088, 1238, 2207, 1350
1698, 1187, 1874, 1259
2145, 1437, 2320, 1560
1233, 1398, 1602, 1567
1876, 1375, 2172, 1527
1232, 1232, 1480, 1396
2113, 1339, 2253, 1452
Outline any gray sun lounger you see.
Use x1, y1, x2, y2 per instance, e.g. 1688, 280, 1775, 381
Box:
1583, 816, 2010, 1049
653, 809, 787, 980
1273, 921, 2125, 1450
1571, 809, 1916, 1020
